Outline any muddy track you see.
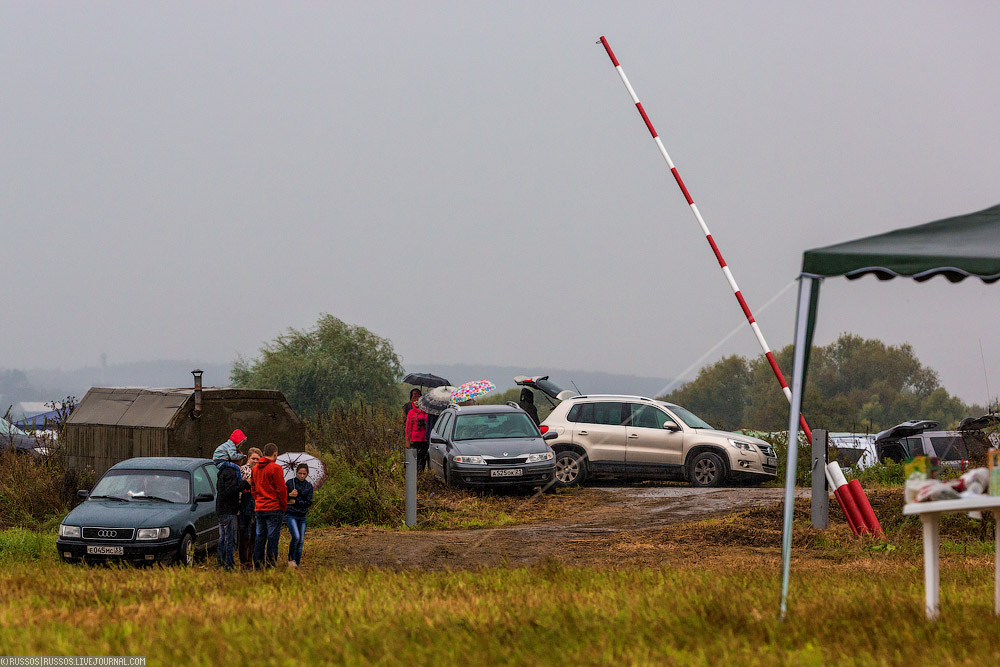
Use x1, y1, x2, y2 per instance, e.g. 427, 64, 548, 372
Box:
309, 486, 808, 570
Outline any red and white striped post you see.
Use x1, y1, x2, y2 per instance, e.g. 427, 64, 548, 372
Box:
598, 35, 812, 443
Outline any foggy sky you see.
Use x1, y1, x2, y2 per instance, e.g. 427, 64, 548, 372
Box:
3, 2, 1000, 404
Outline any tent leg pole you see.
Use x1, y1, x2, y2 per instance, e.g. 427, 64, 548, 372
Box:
779, 276, 815, 619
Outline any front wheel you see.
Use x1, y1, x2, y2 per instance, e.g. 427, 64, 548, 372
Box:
175, 532, 195, 567
554, 450, 587, 487
689, 451, 726, 487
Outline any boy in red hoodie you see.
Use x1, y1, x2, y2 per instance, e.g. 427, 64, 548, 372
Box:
250, 442, 287, 569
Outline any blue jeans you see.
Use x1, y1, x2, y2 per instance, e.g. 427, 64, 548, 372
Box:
217, 513, 238, 570
253, 510, 283, 569
286, 514, 307, 565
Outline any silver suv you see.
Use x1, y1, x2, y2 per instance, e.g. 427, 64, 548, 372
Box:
541, 394, 777, 487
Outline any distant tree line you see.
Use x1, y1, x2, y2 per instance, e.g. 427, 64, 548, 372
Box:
663, 333, 982, 433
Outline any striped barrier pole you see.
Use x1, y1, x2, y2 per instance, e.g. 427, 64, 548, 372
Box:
598, 35, 812, 444
828, 462, 867, 535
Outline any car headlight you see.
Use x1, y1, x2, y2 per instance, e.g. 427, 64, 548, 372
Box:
59, 524, 81, 538
525, 452, 554, 463
728, 439, 757, 453
453, 455, 487, 465
136, 527, 171, 540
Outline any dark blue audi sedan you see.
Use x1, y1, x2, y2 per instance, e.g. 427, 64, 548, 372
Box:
57, 457, 220, 565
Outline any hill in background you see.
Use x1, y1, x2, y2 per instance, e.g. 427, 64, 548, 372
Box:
3, 360, 679, 410
408, 363, 675, 398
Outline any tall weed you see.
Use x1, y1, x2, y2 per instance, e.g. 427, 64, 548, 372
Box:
0, 448, 95, 530
306, 404, 405, 526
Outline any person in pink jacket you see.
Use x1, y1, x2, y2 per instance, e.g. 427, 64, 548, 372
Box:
405, 402, 430, 472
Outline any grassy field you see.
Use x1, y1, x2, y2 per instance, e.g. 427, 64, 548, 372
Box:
2, 556, 1000, 665
3, 500, 1000, 666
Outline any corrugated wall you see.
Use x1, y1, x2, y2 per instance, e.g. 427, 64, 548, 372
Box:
66, 425, 169, 477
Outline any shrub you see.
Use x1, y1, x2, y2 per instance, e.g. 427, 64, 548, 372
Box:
305, 404, 405, 526
854, 460, 906, 486
0, 447, 95, 530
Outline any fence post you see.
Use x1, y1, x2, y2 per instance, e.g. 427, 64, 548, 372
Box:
811, 428, 829, 529
405, 448, 417, 527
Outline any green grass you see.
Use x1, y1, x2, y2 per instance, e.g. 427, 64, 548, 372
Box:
0, 527, 57, 562
1, 560, 999, 665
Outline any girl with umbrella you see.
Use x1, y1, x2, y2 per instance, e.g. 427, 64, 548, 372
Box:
405, 398, 431, 473
285, 463, 314, 569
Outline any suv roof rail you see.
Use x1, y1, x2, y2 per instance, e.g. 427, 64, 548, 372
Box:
571, 394, 654, 402
506, 401, 523, 410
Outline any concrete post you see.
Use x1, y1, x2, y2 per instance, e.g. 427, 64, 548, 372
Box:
404, 448, 417, 527
811, 428, 829, 529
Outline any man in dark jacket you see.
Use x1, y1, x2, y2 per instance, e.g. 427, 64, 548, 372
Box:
213, 445, 248, 570
519, 388, 540, 426
251, 442, 288, 569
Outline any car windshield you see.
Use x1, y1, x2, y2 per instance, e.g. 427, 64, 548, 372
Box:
90, 469, 191, 503
657, 402, 714, 429
453, 413, 539, 441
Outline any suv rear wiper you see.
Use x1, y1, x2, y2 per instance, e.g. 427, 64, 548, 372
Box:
89, 494, 129, 502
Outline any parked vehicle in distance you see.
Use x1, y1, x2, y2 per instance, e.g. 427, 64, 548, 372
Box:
428, 403, 557, 490
541, 394, 778, 488
57, 457, 220, 565
875, 417, 995, 469
0, 417, 44, 455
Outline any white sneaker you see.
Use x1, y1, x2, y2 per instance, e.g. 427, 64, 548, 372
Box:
288, 560, 297, 569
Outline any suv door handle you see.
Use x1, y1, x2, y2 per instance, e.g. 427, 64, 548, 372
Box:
628, 433, 639, 438
578, 430, 588, 435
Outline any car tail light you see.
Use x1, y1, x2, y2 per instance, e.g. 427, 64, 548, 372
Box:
539, 425, 549, 434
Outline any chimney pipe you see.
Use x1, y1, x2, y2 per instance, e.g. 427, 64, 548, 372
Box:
192, 369, 203, 418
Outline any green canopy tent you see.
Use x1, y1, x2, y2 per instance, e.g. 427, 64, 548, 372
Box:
779, 202, 1000, 617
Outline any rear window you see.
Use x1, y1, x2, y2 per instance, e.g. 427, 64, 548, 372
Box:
453, 413, 539, 441
566, 402, 624, 426
930, 435, 989, 462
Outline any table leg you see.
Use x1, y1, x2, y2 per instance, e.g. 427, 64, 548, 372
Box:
921, 513, 940, 620
993, 510, 1000, 616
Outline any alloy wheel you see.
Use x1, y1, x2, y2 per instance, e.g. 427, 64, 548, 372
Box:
555, 453, 580, 484
693, 458, 719, 485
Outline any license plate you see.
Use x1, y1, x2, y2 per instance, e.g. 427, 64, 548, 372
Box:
87, 545, 124, 555
490, 468, 523, 478
766, 457, 777, 467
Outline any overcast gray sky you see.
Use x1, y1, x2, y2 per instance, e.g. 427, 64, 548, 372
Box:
3, 2, 999, 403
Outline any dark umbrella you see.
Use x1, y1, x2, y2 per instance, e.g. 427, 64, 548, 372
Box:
402, 372, 451, 388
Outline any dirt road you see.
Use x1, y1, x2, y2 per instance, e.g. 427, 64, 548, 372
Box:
309, 486, 809, 570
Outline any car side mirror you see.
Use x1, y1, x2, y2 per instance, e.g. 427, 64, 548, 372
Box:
542, 431, 558, 441
194, 493, 214, 503
663, 422, 681, 432
77, 489, 90, 499
430, 436, 446, 445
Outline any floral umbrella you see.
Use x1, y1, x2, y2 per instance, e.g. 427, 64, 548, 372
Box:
450, 380, 496, 404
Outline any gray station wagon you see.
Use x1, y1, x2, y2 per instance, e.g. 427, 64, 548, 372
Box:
57, 457, 220, 565
428, 403, 557, 489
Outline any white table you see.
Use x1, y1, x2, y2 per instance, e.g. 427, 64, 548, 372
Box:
903, 495, 1000, 620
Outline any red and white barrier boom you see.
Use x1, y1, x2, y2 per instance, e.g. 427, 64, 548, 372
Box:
598, 36, 812, 444
827, 461, 882, 536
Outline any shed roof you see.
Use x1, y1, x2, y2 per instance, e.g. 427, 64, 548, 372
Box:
66, 386, 290, 428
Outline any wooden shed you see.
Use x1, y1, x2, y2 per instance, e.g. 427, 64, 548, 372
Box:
65, 386, 305, 476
